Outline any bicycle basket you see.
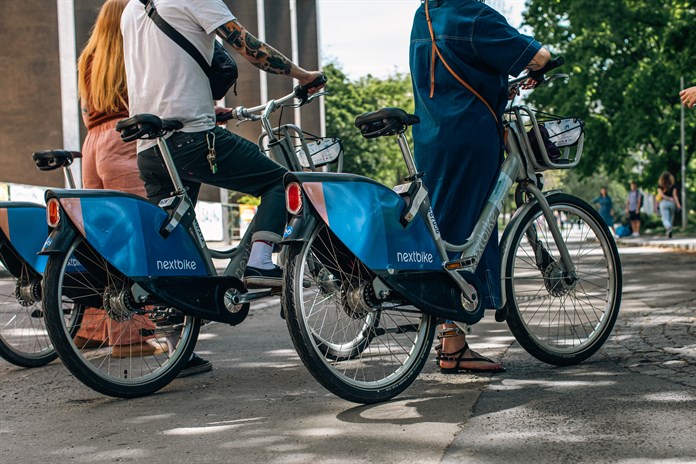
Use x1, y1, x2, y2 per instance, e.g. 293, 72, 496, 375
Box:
524, 109, 584, 171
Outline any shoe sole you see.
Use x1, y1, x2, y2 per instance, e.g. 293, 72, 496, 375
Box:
177, 362, 213, 378
244, 277, 282, 288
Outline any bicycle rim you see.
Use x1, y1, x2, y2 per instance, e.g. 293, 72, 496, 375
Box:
284, 223, 435, 403
0, 252, 59, 367
43, 235, 199, 397
505, 195, 621, 365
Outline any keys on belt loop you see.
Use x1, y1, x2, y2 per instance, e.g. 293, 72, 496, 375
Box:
206, 131, 218, 174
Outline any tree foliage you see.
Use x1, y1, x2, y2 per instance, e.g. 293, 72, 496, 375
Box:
523, 0, 696, 192
322, 63, 414, 185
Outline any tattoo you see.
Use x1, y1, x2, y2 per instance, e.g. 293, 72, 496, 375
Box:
216, 21, 243, 49
216, 19, 292, 75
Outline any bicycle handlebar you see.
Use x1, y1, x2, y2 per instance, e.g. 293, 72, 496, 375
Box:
216, 72, 327, 124
509, 56, 565, 88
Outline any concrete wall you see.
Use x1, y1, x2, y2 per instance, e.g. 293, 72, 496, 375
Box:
0, 0, 321, 202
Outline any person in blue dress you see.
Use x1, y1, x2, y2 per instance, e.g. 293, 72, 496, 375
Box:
410, 0, 550, 373
592, 187, 615, 233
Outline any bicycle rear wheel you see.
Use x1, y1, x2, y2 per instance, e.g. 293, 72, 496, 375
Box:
283, 223, 436, 404
42, 235, 199, 397
501, 193, 622, 365
0, 249, 78, 367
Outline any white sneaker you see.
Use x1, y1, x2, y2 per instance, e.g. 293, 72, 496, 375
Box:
631, 232, 640, 237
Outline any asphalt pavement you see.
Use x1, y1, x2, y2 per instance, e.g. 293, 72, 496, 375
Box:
2, 235, 696, 463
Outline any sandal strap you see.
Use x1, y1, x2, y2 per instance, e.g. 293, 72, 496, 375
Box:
435, 341, 470, 361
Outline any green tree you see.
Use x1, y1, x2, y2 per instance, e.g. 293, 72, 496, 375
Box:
323, 63, 415, 185
523, 0, 696, 193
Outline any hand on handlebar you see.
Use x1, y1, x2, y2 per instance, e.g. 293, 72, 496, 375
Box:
295, 71, 327, 104
215, 106, 233, 124
298, 71, 326, 94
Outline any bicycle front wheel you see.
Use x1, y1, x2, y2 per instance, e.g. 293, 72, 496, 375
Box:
501, 193, 622, 366
283, 223, 436, 404
42, 235, 200, 398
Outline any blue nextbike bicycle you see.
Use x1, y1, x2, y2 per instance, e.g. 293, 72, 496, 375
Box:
39, 77, 343, 397
0, 151, 81, 367
279, 57, 621, 403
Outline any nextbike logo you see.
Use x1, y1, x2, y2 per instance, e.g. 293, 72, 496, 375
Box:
396, 251, 434, 264
427, 208, 440, 236
156, 259, 198, 271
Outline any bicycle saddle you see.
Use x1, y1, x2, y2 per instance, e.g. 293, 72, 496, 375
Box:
355, 108, 420, 139
116, 114, 184, 142
32, 150, 82, 171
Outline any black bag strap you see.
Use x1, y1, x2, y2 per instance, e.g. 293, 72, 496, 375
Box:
139, 0, 213, 78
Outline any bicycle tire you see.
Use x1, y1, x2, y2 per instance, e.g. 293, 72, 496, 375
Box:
283, 222, 436, 404
501, 193, 622, 366
42, 235, 200, 398
0, 249, 80, 367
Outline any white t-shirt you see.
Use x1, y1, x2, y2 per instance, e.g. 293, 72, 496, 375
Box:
121, 0, 235, 151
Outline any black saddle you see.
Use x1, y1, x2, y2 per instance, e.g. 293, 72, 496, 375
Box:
116, 114, 184, 142
355, 107, 420, 139
32, 150, 82, 171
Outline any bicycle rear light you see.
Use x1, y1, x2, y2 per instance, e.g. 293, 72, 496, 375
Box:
46, 198, 61, 227
285, 182, 303, 215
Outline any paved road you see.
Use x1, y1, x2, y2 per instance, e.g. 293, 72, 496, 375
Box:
1, 245, 695, 463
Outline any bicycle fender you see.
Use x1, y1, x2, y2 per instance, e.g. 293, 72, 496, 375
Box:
280, 210, 317, 244
39, 222, 77, 255
43, 189, 207, 278
285, 172, 440, 272
0, 202, 49, 273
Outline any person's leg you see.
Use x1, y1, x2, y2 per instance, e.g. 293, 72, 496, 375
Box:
156, 127, 287, 286
436, 322, 504, 373
659, 201, 673, 232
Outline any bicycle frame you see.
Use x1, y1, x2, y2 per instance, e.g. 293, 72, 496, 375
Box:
283, 110, 577, 325
40, 88, 332, 325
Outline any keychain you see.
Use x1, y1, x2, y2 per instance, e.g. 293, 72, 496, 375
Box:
206, 131, 218, 174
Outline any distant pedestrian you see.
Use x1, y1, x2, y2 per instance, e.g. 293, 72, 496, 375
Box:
625, 181, 642, 237
656, 172, 681, 239
592, 187, 615, 234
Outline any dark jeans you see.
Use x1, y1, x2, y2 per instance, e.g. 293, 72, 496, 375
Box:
137, 126, 288, 242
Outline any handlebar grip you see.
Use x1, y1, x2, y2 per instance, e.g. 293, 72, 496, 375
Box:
216, 111, 233, 123
528, 56, 565, 81
294, 73, 328, 103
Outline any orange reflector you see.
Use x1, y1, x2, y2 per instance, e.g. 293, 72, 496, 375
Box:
46, 198, 61, 228
285, 182, 303, 215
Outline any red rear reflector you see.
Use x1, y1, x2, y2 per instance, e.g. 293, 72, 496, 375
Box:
46, 198, 61, 228
285, 182, 303, 215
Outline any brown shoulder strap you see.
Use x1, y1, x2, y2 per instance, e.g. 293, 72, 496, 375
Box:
424, 0, 498, 123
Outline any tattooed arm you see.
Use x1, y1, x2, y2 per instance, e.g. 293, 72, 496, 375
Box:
525, 46, 551, 71
215, 19, 323, 89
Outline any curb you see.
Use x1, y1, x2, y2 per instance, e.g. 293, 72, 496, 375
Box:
616, 237, 696, 252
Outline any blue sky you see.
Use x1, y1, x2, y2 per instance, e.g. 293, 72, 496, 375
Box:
317, 0, 526, 79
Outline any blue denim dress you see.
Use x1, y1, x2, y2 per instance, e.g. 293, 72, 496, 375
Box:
409, 0, 541, 309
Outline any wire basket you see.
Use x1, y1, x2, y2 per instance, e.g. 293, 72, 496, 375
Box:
520, 108, 584, 171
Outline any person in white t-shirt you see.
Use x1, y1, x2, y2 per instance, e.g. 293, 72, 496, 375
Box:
121, 0, 324, 288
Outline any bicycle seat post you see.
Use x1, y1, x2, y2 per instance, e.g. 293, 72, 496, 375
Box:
156, 135, 187, 196
396, 132, 419, 179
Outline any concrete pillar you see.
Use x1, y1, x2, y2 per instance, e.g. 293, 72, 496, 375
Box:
0, 1, 64, 188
